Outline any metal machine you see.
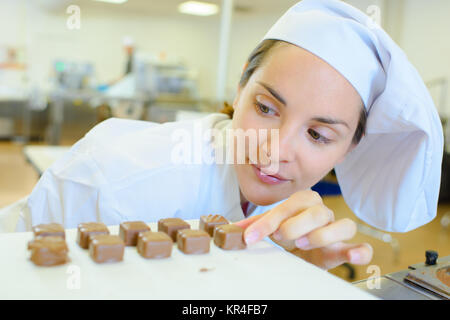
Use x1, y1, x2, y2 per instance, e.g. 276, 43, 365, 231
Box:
353, 252, 449, 300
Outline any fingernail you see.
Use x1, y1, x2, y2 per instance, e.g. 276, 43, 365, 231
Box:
245, 231, 259, 245
295, 236, 309, 249
349, 250, 362, 264
272, 231, 281, 241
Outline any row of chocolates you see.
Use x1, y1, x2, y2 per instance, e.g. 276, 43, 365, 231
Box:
27, 215, 246, 266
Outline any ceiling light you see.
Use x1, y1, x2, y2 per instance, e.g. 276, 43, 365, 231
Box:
178, 1, 219, 16
93, 0, 128, 4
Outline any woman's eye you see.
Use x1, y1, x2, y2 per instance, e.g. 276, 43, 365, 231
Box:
308, 128, 329, 144
308, 129, 321, 140
260, 104, 270, 113
254, 101, 275, 115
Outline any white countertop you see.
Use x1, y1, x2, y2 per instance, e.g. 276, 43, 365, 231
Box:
0, 220, 377, 300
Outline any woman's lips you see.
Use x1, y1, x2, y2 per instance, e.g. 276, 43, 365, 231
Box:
251, 164, 290, 185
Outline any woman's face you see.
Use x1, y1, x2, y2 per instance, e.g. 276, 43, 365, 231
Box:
232, 43, 363, 206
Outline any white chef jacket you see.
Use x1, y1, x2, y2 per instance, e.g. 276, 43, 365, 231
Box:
16, 113, 284, 231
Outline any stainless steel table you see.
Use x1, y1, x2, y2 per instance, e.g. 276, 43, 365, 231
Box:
353, 255, 449, 300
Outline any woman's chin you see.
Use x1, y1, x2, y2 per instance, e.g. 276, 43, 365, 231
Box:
235, 163, 291, 206
241, 187, 285, 206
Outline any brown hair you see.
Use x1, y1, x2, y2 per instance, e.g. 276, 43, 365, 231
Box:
220, 39, 367, 145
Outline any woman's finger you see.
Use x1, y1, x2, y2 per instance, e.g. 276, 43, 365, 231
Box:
234, 211, 268, 229
274, 204, 334, 242
244, 190, 323, 244
293, 218, 356, 250
346, 243, 373, 265
292, 242, 373, 270
328, 242, 373, 266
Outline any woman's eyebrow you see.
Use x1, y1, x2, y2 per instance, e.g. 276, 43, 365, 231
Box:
256, 82, 349, 128
312, 116, 349, 128
256, 81, 287, 106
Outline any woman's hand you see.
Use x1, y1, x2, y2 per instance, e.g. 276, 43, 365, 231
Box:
235, 190, 373, 270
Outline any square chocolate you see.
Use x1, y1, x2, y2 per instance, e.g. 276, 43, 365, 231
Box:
137, 231, 173, 259
28, 236, 69, 266
77, 222, 110, 249
158, 218, 191, 242
89, 235, 125, 263
199, 214, 229, 237
214, 224, 246, 250
177, 229, 210, 254
32, 223, 65, 239
119, 221, 151, 246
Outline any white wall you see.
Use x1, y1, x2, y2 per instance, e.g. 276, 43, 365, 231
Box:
399, 0, 450, 116
346, 0, 450, 115
0, 0, 297, 105
23, 2, 223, 102
1, 0, 449, 114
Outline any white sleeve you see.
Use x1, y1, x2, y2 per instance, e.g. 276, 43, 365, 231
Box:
16, 151, 126, 232
15, 118, 151, 232
15, 114, 228, 231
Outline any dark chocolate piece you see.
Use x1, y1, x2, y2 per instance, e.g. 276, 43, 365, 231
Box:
28, 236, 69, 266
77, 222, 110, 249
119, 221, 150, 246
89, 235, 124, 263
199, 214, 229, 237
158, 218, 191, 242
214, 224, 246, 250
177, 229, 210, 254
32, 223, 65, 239
137, 231, 173, 259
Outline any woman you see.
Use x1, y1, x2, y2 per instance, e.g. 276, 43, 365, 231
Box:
16, 0, 443, 270
225, 38, 370, 270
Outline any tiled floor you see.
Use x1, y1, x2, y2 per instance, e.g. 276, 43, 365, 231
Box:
0, 140, 449, 283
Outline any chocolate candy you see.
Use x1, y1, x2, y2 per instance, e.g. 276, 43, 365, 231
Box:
199, 214, 228, 237
214, 224, 246, 250
32, 223, 65, 239
158, 218, 191, 242
77, 222, 110, 249
28, 236, 69, 266
177, 229, 210, 254
89, 235, 125, 263
119, 221, 150, 246
137, 231, 173, 259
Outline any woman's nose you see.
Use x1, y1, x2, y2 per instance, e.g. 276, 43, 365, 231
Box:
276, 126, 298, 163
262, 126, 297, 164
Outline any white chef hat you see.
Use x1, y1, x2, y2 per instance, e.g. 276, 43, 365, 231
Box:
262, 0, 444, 232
